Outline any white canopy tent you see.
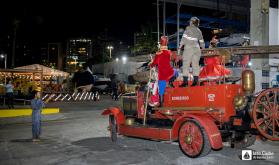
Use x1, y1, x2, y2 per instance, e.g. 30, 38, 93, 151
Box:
14, 64, 69, 77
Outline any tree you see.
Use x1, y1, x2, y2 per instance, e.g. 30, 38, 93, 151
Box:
132, 22, 158, 55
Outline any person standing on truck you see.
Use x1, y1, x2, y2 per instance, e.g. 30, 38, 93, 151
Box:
178, 17, 205, 87
149, 36, 178, 106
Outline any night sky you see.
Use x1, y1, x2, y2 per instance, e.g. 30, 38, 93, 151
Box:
0, 1, 251, 46
0, 0, 221, 45
0, 1, 250, 67
0, 0, 159, 44
0, 0, 192, 67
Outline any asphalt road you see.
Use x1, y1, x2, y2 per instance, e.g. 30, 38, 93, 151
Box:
0, 96, 278, 165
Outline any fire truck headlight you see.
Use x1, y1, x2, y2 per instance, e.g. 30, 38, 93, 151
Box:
233, 95, 248, 111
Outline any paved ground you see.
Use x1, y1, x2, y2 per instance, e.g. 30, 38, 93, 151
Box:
0, 96, 278, 165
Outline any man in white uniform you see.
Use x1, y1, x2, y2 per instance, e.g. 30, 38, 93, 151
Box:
179, 17, 205, 87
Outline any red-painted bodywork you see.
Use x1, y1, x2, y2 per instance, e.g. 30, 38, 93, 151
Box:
171, 114, 222, 149
164, 84, 241, 122
102, 84, 243, 150
102, 107, 125, 126
137, 91, 145, 118
103, 108, 222, 150
119, 126, 172, 141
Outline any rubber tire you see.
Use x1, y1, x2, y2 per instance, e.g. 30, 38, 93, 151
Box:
234, 134, 256, 149
178, 120, 211, 158
109, 115, 117, 142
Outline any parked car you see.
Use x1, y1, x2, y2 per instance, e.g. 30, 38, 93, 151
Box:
92, 77, 111, 94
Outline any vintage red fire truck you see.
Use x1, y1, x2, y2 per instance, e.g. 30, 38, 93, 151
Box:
102, 46, 279, 158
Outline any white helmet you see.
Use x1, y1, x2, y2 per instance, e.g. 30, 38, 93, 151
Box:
190, 17, 200, 27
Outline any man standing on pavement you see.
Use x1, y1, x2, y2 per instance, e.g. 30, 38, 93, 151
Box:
178, 17, 205, 87
31, 87, 45, 142
111, 75, 118, 101
5, 80, 14, 109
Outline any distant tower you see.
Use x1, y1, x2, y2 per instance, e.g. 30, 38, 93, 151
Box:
66, 38, 93, 73
47, 43, 63, 69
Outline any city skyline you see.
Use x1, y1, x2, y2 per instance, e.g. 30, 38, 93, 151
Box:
0, 0, 159, 68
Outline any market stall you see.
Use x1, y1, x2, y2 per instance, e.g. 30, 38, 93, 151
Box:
0, 68, 42, 96
14, 64, 69, 79
14, 64, 70, 93
0, 64, 69, 97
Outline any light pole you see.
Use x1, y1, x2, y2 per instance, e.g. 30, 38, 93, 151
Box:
72, 56, 78, 72
0, 54, 7, 69
157, 0, 160, 46
107, 46, 113, 58
0, 54, 7, 84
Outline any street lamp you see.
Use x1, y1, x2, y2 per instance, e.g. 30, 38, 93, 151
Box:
107, 46, 113, 58
122, 56, 127, 64
0, 54, 7, 69
0, 54, 7, 84
115, 57, 119, 62
72, 56, 78, 72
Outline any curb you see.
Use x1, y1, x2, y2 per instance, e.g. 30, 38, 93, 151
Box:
0, 108, 60, 118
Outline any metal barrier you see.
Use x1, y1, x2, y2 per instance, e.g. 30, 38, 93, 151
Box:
42, 92, 100, 102
0, 91, 101, 106
1, 97, 31, 106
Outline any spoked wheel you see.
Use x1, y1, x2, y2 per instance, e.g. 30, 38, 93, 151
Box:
252, 88, 279, 141
178, 120, 211, 158
109, 115, 117, 142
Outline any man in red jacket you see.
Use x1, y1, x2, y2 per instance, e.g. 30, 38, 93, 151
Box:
150, 36, 178, 106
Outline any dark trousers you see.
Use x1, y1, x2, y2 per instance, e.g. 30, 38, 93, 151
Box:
32, 111, 41, 139
112, 88, 118, 101
6, 93, 14, 109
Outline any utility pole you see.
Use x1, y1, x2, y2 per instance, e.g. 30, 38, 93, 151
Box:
177, 0, 182, 49
157, 0, 160, 48
163, 0, 166, 36
11, 19, 19, 68
11, 19, 20, 68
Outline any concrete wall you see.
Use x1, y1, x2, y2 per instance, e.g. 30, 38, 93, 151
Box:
269, 7, 279, 88
250, 0, 269, 69
250, 0, 279, 92
269, 7, 279, 66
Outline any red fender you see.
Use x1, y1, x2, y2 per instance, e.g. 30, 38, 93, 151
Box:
172, 114, 222, 150
102, 107, 125, 125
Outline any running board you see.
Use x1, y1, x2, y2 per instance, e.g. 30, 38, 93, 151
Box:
119, 125, 173, 141
154, 107, 207, 111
